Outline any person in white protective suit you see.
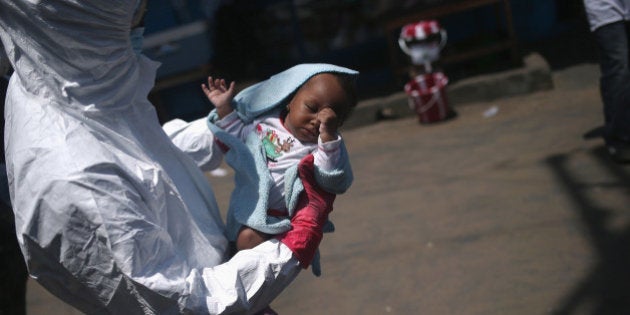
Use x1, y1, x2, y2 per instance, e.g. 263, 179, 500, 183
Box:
0, 1, 336, 314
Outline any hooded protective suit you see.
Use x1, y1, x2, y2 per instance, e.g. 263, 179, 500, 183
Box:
0, 1, 330, 314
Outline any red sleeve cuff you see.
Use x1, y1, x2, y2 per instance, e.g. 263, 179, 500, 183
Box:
277, 154, 335, 268
277, 209, 324, 268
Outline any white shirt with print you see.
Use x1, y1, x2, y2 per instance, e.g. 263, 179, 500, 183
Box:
215, 109, 343, 210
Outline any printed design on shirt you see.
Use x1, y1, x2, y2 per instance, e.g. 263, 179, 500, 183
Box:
257, 124, 295, 162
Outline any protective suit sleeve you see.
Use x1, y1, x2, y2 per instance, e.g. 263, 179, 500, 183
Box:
163, 117, 225, 172
17, 172, 301, 315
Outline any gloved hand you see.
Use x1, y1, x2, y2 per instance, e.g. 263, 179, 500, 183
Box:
278, 154, 336, 268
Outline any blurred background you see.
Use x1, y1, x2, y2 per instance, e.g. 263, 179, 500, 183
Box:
142, 0, 591, 123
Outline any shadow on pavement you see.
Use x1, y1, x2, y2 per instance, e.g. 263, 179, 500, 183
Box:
546, 146, 630, 314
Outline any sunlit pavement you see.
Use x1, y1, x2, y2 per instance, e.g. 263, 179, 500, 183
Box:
27, 61, 630, 314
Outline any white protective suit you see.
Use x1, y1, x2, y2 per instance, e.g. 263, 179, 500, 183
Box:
0, 1, 303, 314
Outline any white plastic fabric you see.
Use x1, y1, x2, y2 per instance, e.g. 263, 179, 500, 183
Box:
583, 0, 630, 31
0, 1, 300, 314
164, 118, 225, 173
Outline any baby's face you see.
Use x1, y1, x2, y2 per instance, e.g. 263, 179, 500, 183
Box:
284, 73, 349, 143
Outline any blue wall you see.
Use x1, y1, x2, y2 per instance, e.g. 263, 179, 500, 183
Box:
441, 0, 558, 43
146, 0, 563, 121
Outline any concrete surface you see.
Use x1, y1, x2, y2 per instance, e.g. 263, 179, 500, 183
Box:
344, 53, 554, 129
266, 61, 630, 315
25, 60, 630, 314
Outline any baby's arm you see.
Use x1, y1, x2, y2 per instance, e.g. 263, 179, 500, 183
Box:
314, 107, 354, 194
313, 134, 353, 194
314, 105, 348, 174
203, 77, 256, 141
201, 76, 236, 119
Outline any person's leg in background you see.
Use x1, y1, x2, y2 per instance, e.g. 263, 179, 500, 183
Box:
0, 71, 28, 315
0, 165, 27, 315
593, 20, 630, 162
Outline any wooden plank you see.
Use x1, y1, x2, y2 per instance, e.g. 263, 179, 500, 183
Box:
152, 64, 211, 92
384, 0, 503, 31
440, 41, 515, 64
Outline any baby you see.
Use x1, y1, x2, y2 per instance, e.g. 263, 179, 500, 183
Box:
203, 64, 357, 261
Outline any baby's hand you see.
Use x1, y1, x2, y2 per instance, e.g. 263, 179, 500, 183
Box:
201, 76, 235, 119
318, 107, 339, 142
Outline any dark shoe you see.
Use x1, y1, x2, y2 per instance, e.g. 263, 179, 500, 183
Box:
606, 143, 630, 163
583, 125, 606, 140
254, 306, 278, 315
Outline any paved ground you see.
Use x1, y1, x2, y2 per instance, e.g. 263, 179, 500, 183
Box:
25, 62, 630, 314
265, 62, 630, 315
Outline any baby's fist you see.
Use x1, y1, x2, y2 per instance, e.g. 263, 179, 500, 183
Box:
318, 107, 339, 142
